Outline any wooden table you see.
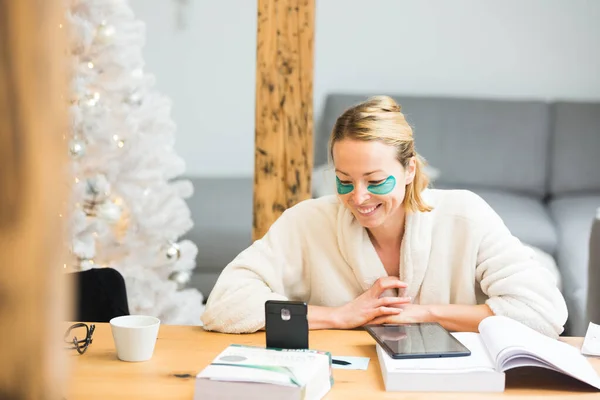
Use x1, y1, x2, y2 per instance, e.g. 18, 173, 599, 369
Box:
67, 323, 600, 399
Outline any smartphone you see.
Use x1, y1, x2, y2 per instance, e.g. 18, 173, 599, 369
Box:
264, 300, 308, 350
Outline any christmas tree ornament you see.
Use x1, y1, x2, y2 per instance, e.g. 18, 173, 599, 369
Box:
96, 20, 116, 43
112, 134, 125, 148
82, 90, 100, 107
96, 200, 122, 223
78, 258, 95, 271
168, 270, 191, 290
85, 174, 111, 201
126, 90, 143, 106
69, 139, 86, 158
166, 241, 181, 261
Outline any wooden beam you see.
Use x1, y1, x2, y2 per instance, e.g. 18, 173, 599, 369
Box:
0, 0, 69, 398
253, 0, 315, 241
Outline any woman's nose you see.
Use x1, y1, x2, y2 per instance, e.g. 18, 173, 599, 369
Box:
352, 185, 371, 204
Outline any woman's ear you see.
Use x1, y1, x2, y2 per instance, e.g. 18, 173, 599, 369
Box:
405, 157, 417, 185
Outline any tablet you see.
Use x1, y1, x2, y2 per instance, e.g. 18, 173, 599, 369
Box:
365, 322, 471, 359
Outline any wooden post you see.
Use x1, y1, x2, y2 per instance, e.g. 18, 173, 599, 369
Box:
0, 0, 69, 398
253, 0, 315, 241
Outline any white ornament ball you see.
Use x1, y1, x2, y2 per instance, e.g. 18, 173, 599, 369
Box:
96, 23, 116, 44
82, 90, 100, 108
166, 242, 181, 261
126, 90, 143, 106
69, 139, 86, 158
168, 270, 191, 290
96, 201, 122, 223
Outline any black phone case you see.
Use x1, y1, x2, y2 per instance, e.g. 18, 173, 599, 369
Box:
265, 300, 309, 350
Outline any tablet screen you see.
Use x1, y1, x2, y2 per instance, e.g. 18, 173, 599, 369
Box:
365, 323, 471, 359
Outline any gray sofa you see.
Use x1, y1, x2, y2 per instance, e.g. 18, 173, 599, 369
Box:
589, 210, 600, 326
185, 93, 600, 336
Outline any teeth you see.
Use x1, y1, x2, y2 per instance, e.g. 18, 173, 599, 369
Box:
357, 205, 377, 214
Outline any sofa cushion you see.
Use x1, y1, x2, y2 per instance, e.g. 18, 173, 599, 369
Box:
549, 193, 600, 335
316, 94, 551, 197
550, 102, 600, 196
183, 177, 253, 271
588, 211, 600, 326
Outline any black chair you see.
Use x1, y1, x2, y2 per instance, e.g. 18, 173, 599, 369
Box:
69, 268, 130, 323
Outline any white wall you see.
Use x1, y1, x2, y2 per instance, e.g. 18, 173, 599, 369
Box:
129, 0, 258, 177
130, 0, 600, 177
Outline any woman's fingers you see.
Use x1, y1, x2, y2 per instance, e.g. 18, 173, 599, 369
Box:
370, 277, 408, 298
377, 296, 411, 307
369, 314, 402, 325
370, 306, 403, 320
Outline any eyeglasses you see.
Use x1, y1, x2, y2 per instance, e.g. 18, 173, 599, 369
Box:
65, 323, 95, 354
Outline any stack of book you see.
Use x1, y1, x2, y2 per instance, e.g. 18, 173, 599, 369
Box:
194, 344, 333, 400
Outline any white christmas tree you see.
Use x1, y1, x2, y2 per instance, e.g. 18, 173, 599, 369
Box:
66, 0, 204, 325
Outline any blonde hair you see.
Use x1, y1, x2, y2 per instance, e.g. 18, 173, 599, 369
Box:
328, 95, 433, 213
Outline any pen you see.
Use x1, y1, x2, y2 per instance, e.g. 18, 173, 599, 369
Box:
332, 359, 351, 366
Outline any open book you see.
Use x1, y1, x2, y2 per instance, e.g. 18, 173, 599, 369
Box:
376, 315, 600, 392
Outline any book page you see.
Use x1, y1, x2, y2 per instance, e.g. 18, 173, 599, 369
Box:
479, 316, 600, 389
479, 316, 535, 365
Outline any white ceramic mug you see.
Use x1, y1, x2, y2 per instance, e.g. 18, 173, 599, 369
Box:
110, 315, 160, 362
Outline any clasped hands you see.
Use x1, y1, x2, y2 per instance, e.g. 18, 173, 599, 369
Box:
334, 276, 432, 329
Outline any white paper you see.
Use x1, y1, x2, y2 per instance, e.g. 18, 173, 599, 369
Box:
331, 356, 370, 370
582, 322, 600, 356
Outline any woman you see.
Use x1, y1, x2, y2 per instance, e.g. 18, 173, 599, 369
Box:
201, 96, 567, 338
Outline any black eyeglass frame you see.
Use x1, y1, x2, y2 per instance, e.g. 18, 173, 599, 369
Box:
65, 322, 95, 354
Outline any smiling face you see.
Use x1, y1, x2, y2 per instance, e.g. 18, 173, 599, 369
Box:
332, 139, 416, 229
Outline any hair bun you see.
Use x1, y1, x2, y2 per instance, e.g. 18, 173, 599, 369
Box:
367, 95, 402, 113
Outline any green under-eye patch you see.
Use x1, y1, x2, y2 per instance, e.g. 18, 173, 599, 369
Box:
336, 176, 354, 194
367, 176, 396, 195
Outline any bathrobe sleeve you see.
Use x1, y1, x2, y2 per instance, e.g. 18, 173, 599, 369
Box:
201, 205, 311, 333
473, 194, 568, 338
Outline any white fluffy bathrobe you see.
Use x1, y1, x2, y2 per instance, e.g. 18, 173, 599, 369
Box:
201, 189, 568, 338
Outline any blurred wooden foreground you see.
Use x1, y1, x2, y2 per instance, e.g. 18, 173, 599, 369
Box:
0, 0, 70, 398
